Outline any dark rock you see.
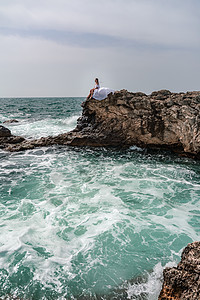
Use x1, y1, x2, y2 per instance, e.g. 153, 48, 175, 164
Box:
159, 241, 200, 299
0, 125, 11, 137
151, 89, 172, 97
3, 119, 19, 124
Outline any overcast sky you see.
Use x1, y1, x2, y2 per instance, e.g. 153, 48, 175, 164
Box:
0, 0, 200, 97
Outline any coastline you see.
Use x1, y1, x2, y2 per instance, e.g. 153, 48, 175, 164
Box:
1, 89, 200, 160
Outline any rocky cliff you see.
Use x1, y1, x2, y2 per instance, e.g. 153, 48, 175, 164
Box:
1, 89, 200, 158
73, 89, 200, 157
159, 241, 200, 300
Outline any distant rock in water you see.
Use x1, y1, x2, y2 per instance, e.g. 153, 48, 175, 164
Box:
0, 125, 11, 137
3, 119, 19, 124
158, 241, 200, 300
1, 89, 200, 159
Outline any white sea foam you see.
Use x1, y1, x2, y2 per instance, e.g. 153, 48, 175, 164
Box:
4, 115, 80, 139
126, 261, 177, 299
129, 145, 143, 152
0, 129, 200, 298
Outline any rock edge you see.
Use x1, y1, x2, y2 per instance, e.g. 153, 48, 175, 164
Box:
158, 241, 200, 300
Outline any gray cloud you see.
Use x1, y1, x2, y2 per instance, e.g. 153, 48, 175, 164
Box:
0, 0, 199, 97
0, 27, 192, 51
1, 0, 200, 48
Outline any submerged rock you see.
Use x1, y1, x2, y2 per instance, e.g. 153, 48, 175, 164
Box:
158, 241, 200, 299
3, 119, 19, 124
1, 89, 200, 158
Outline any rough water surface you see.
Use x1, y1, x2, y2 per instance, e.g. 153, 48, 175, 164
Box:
0, 97, 200, 299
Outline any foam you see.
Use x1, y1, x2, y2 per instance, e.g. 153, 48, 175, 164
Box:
126, 261, 177, 299
0, 126, 200, 298
4, 115, 80, 139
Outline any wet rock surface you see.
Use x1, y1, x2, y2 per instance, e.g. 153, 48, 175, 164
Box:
1, 89, 200, 158
3, 119, 19, 124
0, 125, 25, 148
0, 135, 25, 149
158, 241, 200, 299
0, 125, 11, 137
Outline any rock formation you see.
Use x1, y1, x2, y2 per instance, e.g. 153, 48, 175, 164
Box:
0, 125, 25, 149
159, 241, 200, 299
1, 89, 200, 158
72, 89, 200, 158
0, 125, 11, 137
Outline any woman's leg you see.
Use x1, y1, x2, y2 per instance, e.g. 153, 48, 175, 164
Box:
87, 89, 94, 100
86, 92, 91, 100
87, 89, 92, 99
89, 88, 95, 99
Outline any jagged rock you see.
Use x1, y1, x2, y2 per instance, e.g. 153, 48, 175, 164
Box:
158, 241, 200, 299
67, 89, 200, 158
1, 89, 200, 158
0, 125, 11, 137
3, 119, 19, 124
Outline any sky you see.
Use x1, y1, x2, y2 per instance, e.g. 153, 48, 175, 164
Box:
0, 0, 200, 97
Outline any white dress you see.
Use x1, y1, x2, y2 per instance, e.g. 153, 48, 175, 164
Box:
93, 85, 115, 100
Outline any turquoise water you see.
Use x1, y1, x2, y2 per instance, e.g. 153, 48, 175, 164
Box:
0, 98, 200, 299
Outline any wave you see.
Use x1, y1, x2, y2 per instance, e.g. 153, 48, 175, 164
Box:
3, 115, 80, 139
125, 261, 176, 300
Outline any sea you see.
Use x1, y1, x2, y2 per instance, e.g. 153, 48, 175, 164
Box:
0, 97, 200, 300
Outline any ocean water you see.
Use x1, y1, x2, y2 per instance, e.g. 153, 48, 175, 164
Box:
0, 97, 200, 300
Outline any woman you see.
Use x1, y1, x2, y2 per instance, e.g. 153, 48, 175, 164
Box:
87, 78, 100, 100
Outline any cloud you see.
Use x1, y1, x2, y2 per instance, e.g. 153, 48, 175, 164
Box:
0, 0, 200, 49
0, 27, 191, 51
0, 0, 199, 97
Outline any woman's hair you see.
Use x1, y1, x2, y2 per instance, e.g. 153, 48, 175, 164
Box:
95, 78, 99, 84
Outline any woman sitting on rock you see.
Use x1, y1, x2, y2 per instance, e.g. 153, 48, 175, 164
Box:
87, 78, 100, 100
87, 78, 115, 101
